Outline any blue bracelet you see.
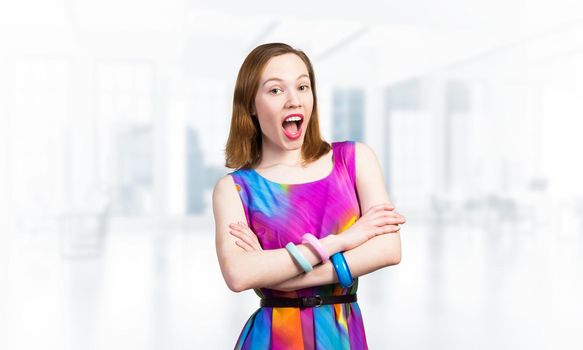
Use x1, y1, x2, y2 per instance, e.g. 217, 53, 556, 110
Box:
285, 242, 313, 273
330, 252, 353, 288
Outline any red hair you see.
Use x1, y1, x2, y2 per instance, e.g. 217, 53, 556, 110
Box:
225, 43, 330, 169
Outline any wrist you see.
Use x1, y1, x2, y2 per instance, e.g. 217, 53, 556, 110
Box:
320, 234, 345, 255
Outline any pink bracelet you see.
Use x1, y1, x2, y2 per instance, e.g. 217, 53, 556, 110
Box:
301, 233, 330, 263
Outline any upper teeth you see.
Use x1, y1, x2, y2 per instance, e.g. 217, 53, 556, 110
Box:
285, 116, 302, 122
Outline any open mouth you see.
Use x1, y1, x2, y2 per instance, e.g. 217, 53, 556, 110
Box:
282, 117, 303, 135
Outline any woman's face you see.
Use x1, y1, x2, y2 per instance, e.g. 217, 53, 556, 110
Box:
253, 53, 314, 150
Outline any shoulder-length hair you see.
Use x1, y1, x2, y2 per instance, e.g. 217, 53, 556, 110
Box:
225, 42, 331, 169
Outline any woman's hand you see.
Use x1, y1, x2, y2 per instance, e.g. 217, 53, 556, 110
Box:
337, 203, 405, 251
229, 221, 263, 252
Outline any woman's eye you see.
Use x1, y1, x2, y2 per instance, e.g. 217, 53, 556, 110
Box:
299, 85, 310, 91
270, 88, 282, 94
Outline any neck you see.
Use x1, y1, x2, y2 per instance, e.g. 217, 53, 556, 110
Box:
258, 138, 304, 168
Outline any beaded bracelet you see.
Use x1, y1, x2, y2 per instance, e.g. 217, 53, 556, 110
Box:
285, 242, 313, 273
301, 233, 330, 263
330, 252, 353, 288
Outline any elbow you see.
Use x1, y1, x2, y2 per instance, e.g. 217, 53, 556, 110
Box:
223, 266, 251, 293
391, 251, 401, 265
385, 235, 402, 266
226, 279, 246, 293
224, 271, 245, 293
384, 248, 401, 267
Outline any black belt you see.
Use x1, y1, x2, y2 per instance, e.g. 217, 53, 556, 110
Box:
260, 294, 357, 308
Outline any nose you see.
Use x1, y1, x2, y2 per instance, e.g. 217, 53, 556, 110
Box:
285, 89, 301, 109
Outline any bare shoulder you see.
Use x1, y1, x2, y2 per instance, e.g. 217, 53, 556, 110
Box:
213, 174, 236, 195
212, 173, 247, 229
213, 174, 236, 202
354, 141, 379, 167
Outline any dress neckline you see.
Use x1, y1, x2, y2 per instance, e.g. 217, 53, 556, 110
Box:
250, 143, 336, 186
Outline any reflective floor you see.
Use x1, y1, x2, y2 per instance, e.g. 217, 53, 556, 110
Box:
1, 218, 582, 350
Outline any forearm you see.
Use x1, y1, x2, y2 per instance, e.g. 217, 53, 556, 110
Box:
269, 232, 401, 292
222, 234, 344, 292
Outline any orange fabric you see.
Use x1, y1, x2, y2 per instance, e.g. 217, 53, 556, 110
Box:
272, 308, 304, 350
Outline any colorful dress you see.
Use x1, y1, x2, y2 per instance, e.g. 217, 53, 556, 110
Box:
229, 140, 368, 350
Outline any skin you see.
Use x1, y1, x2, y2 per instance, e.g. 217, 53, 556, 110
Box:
251, 53, 314, 170
213, 53, 405, 293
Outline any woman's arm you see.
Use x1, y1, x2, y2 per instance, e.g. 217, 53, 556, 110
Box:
266, 233, 400, 291
213, 175, 345, 292
267, 142, 403, 291
352, 141, 402, 265
215, 143, 403, 293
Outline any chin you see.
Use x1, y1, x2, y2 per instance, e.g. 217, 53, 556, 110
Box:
282, 140, 303, 149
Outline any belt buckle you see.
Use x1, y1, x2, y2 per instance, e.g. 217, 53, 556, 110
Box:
300, 295, 323, 308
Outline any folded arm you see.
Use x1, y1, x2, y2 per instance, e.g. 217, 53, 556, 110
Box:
213, 174, 347, 292
267, 142, 402, 291
219, 143, 404, 291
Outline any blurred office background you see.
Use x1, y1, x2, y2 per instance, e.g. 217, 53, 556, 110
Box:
1, 1, 582, 349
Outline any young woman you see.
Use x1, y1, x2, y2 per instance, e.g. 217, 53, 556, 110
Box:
212, 42, 405, 349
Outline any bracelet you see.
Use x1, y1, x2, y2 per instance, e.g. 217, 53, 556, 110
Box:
330, 252, 353, 288
301, 233, 330, 263
285, 242, 313, 273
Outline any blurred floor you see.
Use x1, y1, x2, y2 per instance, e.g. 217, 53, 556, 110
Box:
2, 219, 582, 350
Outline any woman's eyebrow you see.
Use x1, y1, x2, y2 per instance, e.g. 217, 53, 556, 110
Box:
262, 74, 309, 86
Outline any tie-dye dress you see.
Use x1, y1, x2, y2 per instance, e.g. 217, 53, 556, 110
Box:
229, 140, 368, 350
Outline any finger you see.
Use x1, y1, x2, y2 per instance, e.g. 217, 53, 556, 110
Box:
370, 210, 403, 220
235, 240, 253, 252
239, 229, 262, 250
230, 228, 260, 249
382, 224, 401, 234
231, 229, 257, 248
364, 206, 395, 217
233, 223, 263, 249
231, 223, 253, 237
231, 221, 251, 230
370, 220, 403, 228
238, 225, 261, 246
373, 203, 395, 211
374, 224, 401, 235
365, 203, 395, 213
376, 211, 406, 224
229, 229, 247, 240
387, 215, 406, 224
240, 230, 263, 250
393, 212, 406, 221
369, 215, 405, 226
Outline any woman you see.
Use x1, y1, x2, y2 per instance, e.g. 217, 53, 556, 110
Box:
212, 42, 405, 349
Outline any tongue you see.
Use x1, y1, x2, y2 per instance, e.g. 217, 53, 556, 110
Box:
283, 121, 299, 134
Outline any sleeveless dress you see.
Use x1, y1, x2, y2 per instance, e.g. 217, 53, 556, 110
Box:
229, 140, 369, 350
